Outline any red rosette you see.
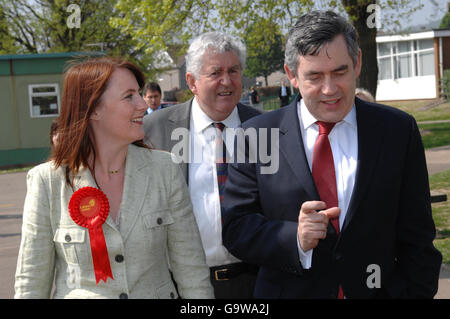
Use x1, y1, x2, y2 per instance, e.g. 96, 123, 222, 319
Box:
69, 186, 114, 284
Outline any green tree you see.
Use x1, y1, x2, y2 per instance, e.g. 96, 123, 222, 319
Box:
244, 18, 284, 86
110, 0, 209, 76
0, 5, 18, 54
440, 13, 450, 29
0, 0, 145, 72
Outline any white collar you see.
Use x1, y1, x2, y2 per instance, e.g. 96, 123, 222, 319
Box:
191, 97, 240, 133
299, 98, 357, 130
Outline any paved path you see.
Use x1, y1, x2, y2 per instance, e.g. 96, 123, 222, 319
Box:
1, 144, 449, 298
425, 144, 450, 175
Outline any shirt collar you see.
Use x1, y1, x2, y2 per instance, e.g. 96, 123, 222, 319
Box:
191, 97, 240, 133
299, 98, 357, 130
146, 104, 161, 114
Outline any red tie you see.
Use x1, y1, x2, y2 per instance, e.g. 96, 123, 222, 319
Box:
311, 121, 344, 299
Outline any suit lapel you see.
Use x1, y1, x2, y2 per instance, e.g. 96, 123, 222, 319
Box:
341, 99, 383, 233
118, 144, 149, 242
278, 96, 318, 201
166, 100, 192, 183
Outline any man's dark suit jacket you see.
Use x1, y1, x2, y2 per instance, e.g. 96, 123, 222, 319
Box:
221, 94, 442, 298
143, 98, 263, 182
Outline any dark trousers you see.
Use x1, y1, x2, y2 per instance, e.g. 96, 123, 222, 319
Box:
210, 263, 258, 299
280, 96, 290, 107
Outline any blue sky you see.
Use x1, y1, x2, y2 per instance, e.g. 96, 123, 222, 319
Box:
404, 0, 447, 28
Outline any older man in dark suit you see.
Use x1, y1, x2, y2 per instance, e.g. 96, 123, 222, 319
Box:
221, 11, 442, 298
143, 32, 262, 298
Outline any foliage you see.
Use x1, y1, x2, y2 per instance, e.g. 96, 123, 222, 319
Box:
0, 0, 437, 89
443, 70, 450, 100
175, 89, 194, 103
0, 5, 18, 54
0, 0, 146, 74
439, 13, 450, 29
243, 18, 284, 86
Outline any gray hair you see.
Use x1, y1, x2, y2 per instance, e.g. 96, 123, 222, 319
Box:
186, 32, 247, 78
285, 11, 360, 76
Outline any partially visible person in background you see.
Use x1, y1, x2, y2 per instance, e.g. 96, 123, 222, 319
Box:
15, 56, 213, 299
355, 88, 375, 102
279, 80, 292, 107
250, 86, 259, 106
50, 118, 59, 149
143, 82, 163, 115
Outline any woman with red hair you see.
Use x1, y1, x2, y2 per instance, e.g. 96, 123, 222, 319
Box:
14, 57, 213, 299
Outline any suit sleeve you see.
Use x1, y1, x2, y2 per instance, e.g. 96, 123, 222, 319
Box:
221, 132, 304, 276
394, 117, 442, 298
14, 167, 55, 298
166, 157, 214, 299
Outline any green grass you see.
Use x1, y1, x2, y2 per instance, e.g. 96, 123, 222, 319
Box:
429, 170, 450, 265
419, 122, 450, 149
386, 100, 450, 122
0, 166, 33, 175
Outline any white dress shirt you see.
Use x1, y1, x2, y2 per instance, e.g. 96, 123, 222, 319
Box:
297, 98, 358, 269
188, 98, 241, 267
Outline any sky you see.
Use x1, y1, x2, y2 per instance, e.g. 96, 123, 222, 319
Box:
384, 0, 447, 28
402, 0, 447, 28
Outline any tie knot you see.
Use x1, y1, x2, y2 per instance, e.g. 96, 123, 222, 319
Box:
316, 121, 335, 135
213, 122, 225, 132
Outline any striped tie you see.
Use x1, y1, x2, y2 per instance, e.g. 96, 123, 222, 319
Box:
212, 122, 228, 204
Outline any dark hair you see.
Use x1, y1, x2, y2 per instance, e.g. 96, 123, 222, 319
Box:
285, 10, 359, 75
50, 118, 58, 148
52, 56, 149, 188
143, 82, 161, 95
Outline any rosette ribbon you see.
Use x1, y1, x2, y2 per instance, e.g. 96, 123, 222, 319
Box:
69, 186, 114, 284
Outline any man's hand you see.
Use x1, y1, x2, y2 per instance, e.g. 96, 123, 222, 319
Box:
297, 201, 341, 252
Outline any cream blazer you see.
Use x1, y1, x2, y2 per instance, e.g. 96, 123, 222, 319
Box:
14, 144, 214, 299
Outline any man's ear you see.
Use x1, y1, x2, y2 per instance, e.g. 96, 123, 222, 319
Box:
284, 64, 299, 89
355, 48, 362, 79
186, 72, 197, 95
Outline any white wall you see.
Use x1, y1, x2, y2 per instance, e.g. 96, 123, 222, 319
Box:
376, 75, 436, 101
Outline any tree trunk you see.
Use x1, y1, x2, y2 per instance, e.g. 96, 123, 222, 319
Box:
342, 0, 378, 99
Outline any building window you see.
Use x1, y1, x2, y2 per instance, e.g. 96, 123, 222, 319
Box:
377, 39, 434, 80
28, 84, 60, 118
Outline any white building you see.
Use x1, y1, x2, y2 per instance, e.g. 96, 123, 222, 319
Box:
376, 29, 450, 101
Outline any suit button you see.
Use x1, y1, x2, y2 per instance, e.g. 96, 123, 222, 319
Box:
119, 293, 128, 299
335, 253, 343, 262
115, 255, 124, 263
65, 235, 71, 242
157, 217, 163, 225
170, 292, 175, 299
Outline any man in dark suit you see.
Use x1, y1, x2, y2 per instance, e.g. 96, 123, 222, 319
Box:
221, 11, 442, 298
278, 80, 291, 107
143, 32, 262, 298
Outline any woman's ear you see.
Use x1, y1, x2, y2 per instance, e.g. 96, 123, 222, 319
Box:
90, 109, 101, 121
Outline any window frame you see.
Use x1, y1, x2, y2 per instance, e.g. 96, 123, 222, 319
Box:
377, 39, 434, 80
28, 83, 61, 118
